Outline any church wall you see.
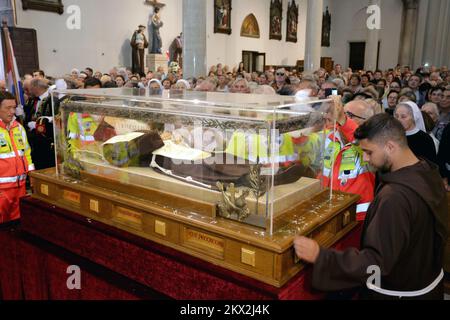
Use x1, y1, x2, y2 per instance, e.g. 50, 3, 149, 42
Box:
206, 0, 308, 71
321, 0, 403, 71
420, 0, 450, 68
15, 0, 183, 76
15, 0, 405, 77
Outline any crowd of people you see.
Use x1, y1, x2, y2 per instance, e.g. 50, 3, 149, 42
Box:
6, 62, 448, 191
0, 60, 448, 299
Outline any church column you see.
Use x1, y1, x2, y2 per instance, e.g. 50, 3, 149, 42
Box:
304, 0, 323, 73
412, 0, 429, 69
364, 0, 380, 71
183, 0, 207, 79
398, 0, 419, 67
434, 0, 450, 67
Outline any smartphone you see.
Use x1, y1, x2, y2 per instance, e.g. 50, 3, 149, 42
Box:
325, 88, 338, 97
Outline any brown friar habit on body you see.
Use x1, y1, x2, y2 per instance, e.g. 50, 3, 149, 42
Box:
312, 159, 448, 300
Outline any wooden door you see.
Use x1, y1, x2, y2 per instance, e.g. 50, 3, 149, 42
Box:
349, 42, 365, 71
9, 27, 39, 76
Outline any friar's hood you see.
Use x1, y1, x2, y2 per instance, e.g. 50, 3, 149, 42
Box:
379, 159, 448, 245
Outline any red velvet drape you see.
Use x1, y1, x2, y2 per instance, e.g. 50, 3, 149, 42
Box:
0, 196, 362, 300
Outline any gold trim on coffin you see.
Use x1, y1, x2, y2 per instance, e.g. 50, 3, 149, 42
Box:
30, 168, 359, 287
74, 156, 323, 227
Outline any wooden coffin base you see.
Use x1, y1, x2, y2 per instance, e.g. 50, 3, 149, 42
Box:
30, 168, 359, 288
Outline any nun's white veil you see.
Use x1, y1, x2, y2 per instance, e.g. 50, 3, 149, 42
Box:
396, 101, 426, 136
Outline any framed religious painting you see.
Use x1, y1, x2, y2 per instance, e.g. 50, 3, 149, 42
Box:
240, 14, 260, 38
321, 6, 331, 47
286, 0, 298, 43
22, 0, 64, 14
214, 0, 232, 35
269, 0, 282, 40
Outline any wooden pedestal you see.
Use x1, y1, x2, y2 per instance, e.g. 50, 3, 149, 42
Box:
30, 168, 359, 288
146, 53, 167, 74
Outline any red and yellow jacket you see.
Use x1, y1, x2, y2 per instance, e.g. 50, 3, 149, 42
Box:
0, 119, 34, 189
322, 118, 375, 221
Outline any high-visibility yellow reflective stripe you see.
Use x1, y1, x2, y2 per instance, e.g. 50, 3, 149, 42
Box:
0, 150, 24, 159
0, 174, 27, 183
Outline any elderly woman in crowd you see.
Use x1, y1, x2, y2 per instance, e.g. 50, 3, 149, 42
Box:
174, 79, 191, 90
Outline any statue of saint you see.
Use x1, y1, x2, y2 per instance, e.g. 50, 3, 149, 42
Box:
169, 32, 183, 67
130, 25, 148, 75
148, 7, 164, 54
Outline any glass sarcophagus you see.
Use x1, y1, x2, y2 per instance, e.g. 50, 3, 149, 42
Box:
30, 88, 359, 287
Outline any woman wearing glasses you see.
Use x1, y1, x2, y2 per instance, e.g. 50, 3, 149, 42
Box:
384, 89, 400, 115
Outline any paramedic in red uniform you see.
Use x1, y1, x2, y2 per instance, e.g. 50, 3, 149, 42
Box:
0, 91, 34, 225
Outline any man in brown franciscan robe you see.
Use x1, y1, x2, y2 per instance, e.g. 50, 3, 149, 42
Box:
294, 113, 448, 300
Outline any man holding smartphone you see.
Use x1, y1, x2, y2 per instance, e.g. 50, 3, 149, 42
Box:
319, 81, 338, 99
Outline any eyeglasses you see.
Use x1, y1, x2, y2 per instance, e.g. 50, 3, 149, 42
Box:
276, 73, 285, 76
345, 111, 366, 121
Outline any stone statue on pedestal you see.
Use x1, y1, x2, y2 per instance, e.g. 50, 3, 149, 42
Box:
130, 25, 148, 75
169, 32, 183, 68
148, 6, 164, 54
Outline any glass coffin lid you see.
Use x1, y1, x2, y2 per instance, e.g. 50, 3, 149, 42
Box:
52, 88, 334, 235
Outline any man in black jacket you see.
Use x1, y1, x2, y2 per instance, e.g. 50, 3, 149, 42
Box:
24, 79, 55, 170
294, 113, 448, 299
438, 122, 450, 191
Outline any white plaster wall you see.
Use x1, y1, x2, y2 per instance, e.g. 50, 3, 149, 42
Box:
15, 0, 183, 76
421, 0, 450, 68
14, 0, 405, 77
321, 0, 403, 70
206, 0, 307, 70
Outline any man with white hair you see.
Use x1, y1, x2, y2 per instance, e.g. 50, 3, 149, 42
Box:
297, 79, 319, 97
422, 102, 440, 124
194, 78, 217, 92
22, 79, 32, 102
344, 100, 374, 126
321, 96, 375, 221
428, 72, 443, 87
332, 78, 345, 92
251, 85, 276, 95
229, 78, 250, 94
